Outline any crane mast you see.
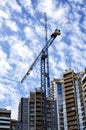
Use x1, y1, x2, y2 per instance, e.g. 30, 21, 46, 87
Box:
21, 28, 61, 130
41, 13, 49, 130
44, 13, 50, 98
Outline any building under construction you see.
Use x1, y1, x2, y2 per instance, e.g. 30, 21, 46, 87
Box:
28, 89, 51, 130
17, 88, 51, 130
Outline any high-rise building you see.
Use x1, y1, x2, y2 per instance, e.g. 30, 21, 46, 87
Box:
0, 108, 11, 130
82, 72, 86, 127
28, 91, 35, 130
63, 69, 86, 130
17, 98, 28, 130
46, 98, 51, 129
28, 88, 51, 130
64, 70, 78, 130
51, 79, 67, 130
17, 88, 52, 130
50, 80, 58, 130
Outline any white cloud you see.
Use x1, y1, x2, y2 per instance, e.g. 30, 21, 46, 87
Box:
0, 80, 21, 119
0, 0, 21, 12
18, 0, 34, 15
8, 1, 22, 12
37, 0, 56, 15
0, 94, 5, 101
0, 84, 6, 101
20, 0, 32, 7
24, 26, 36, 39
37, 0, 70, 25
5, 36, 35, 81
6, 105, 18, 119
11, 41, 33, 60
35, 25, 44, 37
0, 10, 10, 19
68, 0, 84, 4
6, 20, 19, 32
0, 47, 12, 77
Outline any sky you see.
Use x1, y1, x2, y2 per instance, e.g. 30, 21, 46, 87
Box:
0, 0, 86, 119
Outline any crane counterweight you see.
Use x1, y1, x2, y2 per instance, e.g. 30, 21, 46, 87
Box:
51, 29, 61, 38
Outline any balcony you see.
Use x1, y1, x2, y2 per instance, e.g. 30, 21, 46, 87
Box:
65, 86, 74, 92
36, 116, 41, 120
36, 121, 41, 125
36, 99, 41, 102
65, 94, 74, 99
67, 107, 75, 112
64, 74, 73, 80
68, 125, 78, 130
66, 103, 75, 108
67, 111, 76, 117
64, 82, 73, 87
36, 126, 42, 130
36, 112, 41, 116
82, 87, 86, 92
67, 116, 77, 121
64, 78, 73, 83
68, 120, 77, 125
36, 108, 41, 112
65, 90, 74, 95
0, 116, 10, 119
36, 103, 41, 107
66, 98, 75, 104
0, 125, 10, 129
82, 82, 86, 88
0, 120, 10, 124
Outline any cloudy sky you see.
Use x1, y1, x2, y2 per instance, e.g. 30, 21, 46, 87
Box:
0, 0, 86, 119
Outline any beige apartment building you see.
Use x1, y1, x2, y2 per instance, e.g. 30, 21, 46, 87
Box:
64, 69, 86, 130
82, 73, 86, 126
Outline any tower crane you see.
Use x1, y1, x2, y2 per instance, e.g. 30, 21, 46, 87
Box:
21, 28, 61, 130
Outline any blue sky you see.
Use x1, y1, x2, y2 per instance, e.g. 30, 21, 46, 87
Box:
0, 0, 86, 119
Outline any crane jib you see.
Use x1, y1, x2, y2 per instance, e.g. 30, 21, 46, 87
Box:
21, 29, 61, 83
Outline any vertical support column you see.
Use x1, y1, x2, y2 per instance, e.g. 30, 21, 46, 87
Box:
44, 12, 50, 98
41, 54, 47, 130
